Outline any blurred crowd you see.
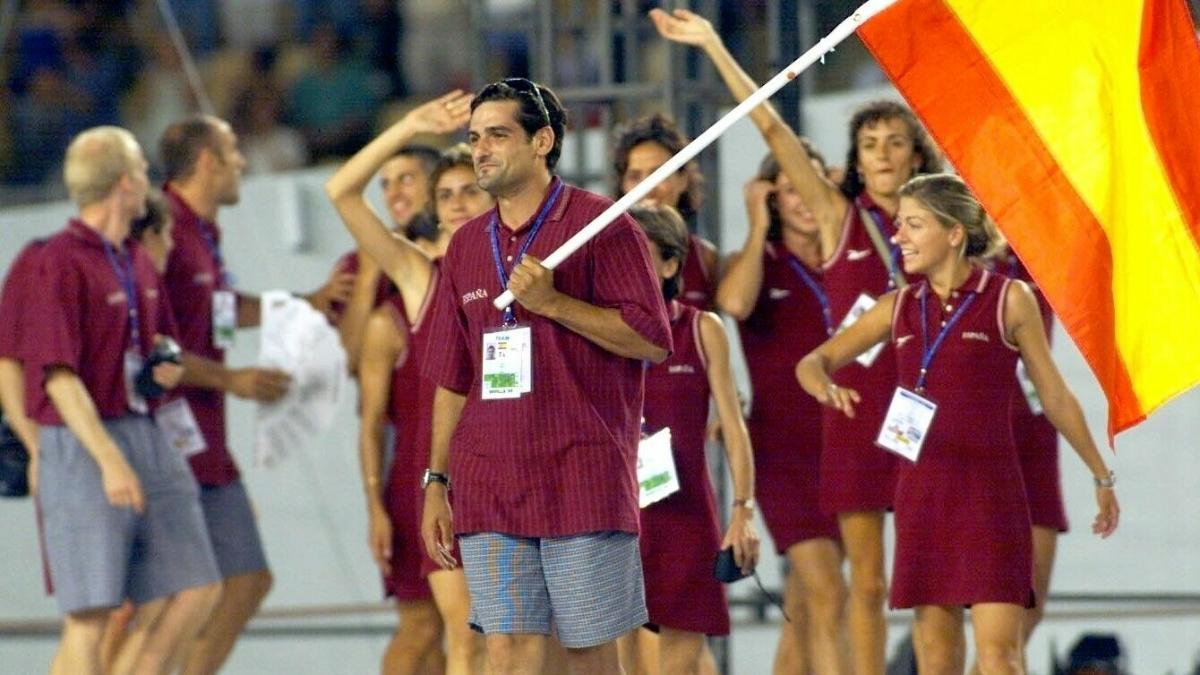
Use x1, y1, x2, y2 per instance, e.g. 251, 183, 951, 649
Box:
0, 0, 424, 196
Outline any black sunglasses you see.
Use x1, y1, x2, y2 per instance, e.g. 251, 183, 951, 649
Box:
502, 78, 551, 129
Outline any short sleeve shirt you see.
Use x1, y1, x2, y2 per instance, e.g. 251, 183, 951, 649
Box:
0, 239, 46, 360
162, 185, 239, 485
422, 178, 673, 537
26, 221, 179, 425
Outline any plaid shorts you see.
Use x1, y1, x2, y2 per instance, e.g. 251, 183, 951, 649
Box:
459, 530, 647, 648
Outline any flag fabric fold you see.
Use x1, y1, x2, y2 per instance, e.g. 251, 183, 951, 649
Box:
858, 0, 1200, 440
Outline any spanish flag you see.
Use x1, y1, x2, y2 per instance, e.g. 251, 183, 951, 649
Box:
859, 0, 1200, 439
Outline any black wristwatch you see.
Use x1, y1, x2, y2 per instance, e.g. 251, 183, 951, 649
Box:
422, 468, 450, 490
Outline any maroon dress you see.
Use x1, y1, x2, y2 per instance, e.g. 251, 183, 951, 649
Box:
640, 302, 729, 635
679, 234, 717, 310
1002, 254, 1069, 532
819, 196, 902, 514
889, 268, 1034, 608
380, 269, 448, 599
739, 242, 840, 552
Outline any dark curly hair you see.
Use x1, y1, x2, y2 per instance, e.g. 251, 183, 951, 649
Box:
838, 100, 943, 199
612, 113, 704, 221
471, 78, 567, 170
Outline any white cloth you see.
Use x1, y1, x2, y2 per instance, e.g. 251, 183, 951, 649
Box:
255, 291, 347, 466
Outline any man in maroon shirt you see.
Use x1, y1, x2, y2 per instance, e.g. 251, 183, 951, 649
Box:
420, 80, 672, 675
156, 114, 352, 674
27, 126, 222, 675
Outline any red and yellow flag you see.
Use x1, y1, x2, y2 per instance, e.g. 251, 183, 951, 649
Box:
859, 0, 1200, 439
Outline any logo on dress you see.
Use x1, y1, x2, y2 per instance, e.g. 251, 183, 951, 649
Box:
768, 288, 791, 300
895, 334, 914, 347
847, 248, 873, 261
668, 364, 696, 374
193, 272, 215, 285
106, 291, 126, 306
962, 331, 990, 342
461, 288, 489, 305
684, 290, 707, 301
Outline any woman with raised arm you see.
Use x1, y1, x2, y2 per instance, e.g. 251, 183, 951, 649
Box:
622, 203, 759, 675
653, 10, 943, 672
326, 95, 488, 675
613, 114, 721, 309
796, 174, 1119, 675
716, 149, 850, 674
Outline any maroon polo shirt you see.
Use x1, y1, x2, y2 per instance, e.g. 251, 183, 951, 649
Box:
0, 240, 47, 410
0, 240, 46, 359
26, 221, 179, 425
162, 186, 240, 485
422, 178, 672, 538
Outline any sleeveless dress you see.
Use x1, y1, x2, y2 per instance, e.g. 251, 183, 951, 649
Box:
889, 267, 1035, 608
1002, 253, 1069, 532
739, 242, 840, 552
679, 234, 717, 310
819, 195, 902, 514
382, 266, 452, 599
640, 302, 729, 635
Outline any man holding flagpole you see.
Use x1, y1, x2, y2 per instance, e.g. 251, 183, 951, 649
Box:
419, 79, 673, 675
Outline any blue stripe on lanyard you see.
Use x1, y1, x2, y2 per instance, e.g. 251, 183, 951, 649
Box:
102, 241, 141, 353
198, 226, 232, 288
489, 180, 565, 325
785, 257, 834, 336
916, 289, 977, 393
858, 197, 903, 286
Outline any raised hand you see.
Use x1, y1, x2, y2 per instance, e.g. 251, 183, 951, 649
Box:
402, 90, 474, 136
649, 7, 719, 48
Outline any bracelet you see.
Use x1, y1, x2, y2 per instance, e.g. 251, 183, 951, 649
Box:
1093, 471, 1116, 489
733, 498, 756, 511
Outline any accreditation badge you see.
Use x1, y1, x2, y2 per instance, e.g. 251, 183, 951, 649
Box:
1015, 359, 1043, 415
876, 387, 937, 463
123, 349, 149, 415
154, 398, 208, 457
637, 428, 680, 508
481, 325, 532, 400
837, 292, 884, 368
213, 290, 237, 350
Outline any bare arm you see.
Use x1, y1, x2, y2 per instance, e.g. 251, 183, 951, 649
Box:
509, 256, 668, 363
44, 368, 144, 513
715, 179, 772, 320
795, 291, 896, 418
0, 358, 38, 453
422, 385, 467, 569
357, 309, 405, 574
325, 91, 471, 295
338, 252, 386, 374
1004, 281, 1118, 537
179, 352, 290, 402
697, 312, 760, 572
651, 7, 847, 251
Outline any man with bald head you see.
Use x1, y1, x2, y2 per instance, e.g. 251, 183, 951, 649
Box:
157, 114, 351, 674
28, 126, 222, 675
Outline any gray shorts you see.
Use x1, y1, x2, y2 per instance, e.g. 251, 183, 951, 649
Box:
38, 416, 220, 615
460, 531, 647, 649
198, 480, 269, 579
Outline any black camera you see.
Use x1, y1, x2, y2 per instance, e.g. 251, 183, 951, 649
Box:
135, 336, 183, 399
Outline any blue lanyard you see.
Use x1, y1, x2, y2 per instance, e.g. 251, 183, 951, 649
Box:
102, 240, 141, 353
916, 288, 977, 393
858, 197, 903, 287
489, 181, 565, 325
198, 225, 233, 288
785, 257, 833, 335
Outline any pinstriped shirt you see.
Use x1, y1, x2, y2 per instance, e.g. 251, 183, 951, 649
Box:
423, 178, 673, 537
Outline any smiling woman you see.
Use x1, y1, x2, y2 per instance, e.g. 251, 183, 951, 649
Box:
796, 173, 1119, 675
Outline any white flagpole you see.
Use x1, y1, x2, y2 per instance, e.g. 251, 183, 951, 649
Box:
494, 0, 899, 311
